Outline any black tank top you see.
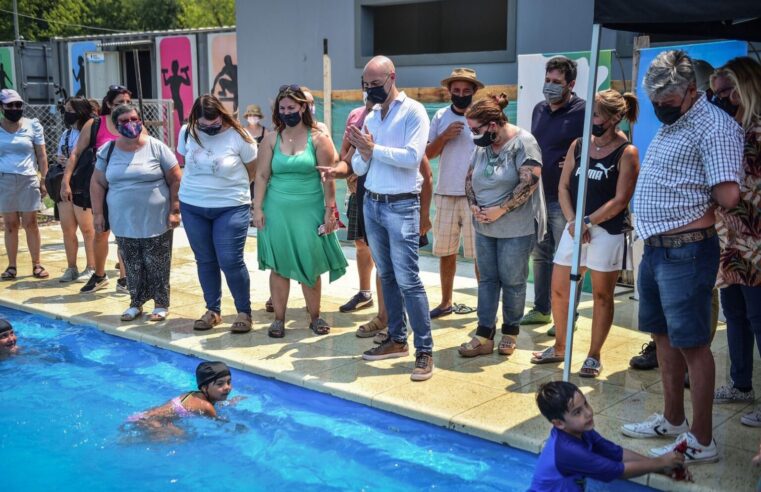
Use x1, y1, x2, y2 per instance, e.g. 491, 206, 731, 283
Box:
254, 127, 266, 144
569, 138, 631, 235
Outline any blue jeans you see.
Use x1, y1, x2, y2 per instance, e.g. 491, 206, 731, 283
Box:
180, 202, 251, 315
474, 232, 535, 337
363, 195, 433, 354
531, 200, 567, 314
721, 284, 761, 389
638, 234, 719, 348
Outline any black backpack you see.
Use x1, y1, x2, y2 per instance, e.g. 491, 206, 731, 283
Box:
45, 129, 71, 204
70, 117, 101, 206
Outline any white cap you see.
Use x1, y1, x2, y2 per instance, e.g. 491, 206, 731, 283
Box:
0, 89, 23, 104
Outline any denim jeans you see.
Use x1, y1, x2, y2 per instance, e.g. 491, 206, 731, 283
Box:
721, 284, 761, 389
474, 232, 535, 337
638, 234, 719, 348
531, 200, 568, 314
363, 195, 433, 354
180, 202, 251, 315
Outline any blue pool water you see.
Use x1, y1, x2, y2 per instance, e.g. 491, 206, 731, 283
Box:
0, 306, 654, 492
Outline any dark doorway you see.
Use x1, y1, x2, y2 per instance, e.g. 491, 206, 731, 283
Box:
124, 49, 153, 99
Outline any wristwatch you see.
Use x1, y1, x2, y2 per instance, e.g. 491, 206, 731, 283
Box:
583, 215, 592, 226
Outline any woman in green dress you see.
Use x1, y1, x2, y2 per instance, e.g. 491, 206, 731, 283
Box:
253, 85, 347, 338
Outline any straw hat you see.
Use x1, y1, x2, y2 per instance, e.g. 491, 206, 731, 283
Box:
441, 68, 484, 90
244, 104, 263, 118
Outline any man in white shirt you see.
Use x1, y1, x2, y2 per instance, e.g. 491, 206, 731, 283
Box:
426, 68, 482, 319
349, 56, 434, 381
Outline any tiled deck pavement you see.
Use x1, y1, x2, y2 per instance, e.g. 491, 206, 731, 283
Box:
1, 224, 759, 491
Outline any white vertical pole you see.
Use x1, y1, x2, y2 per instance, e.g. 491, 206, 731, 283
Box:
563, 23, 602, 382
323, 38, 332, 135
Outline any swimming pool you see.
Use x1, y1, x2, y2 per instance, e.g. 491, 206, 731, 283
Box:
0, 306, 655, 491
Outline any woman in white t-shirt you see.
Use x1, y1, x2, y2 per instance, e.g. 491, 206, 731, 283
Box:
0, 89, 49, 280
177, 95, 258, 333
55, 97, 98, 283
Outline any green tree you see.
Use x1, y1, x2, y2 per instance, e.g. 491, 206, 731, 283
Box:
178, 0, 235, 28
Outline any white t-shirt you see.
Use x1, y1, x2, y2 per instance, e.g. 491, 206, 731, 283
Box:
428, 106, 475, 196
177, 125, 258, 207
57, 128, 81, 161
0, 118, 45, 176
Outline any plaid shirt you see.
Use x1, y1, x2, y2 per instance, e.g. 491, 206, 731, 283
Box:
633, 93, 744, 239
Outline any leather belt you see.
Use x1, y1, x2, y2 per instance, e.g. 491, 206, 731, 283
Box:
644, 226, 716, 248
365, 191, 419, 203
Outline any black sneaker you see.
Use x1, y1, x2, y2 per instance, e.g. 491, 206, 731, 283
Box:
116, 277, 128, 294
80, 274, 108, 293
630, 341, 658, 370
339, 292, 373, 313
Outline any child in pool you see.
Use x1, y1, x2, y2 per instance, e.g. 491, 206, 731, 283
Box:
127, 361, 233, 435
529, 381, 686, 491
0, 319, 19, 357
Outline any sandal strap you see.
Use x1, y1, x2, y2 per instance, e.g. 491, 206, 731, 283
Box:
581, 357, 601, 370
499, 335, 516, 348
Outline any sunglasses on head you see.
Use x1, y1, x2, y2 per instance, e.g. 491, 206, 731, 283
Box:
3, 102, 23, 109
278, 84, 301, 94
109, 85, 130, 93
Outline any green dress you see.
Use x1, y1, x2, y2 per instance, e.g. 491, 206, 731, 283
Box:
257, 132, 347, 287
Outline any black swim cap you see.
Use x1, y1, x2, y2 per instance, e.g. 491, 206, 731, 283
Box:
0, 319, 12, 334
196, 361, 231, 389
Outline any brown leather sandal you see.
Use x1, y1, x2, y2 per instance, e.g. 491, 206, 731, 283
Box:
32, 264, 49, 279
355, 316, 386, 338
265, 298, 274, 313
231, 312, 252, 333
497, 335, 517, 356
193, 310, 222, 331
458, 337, 494, 357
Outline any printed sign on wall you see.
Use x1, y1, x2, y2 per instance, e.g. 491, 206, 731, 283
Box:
0, 46, 15, 90
68, 41, 99, 97
517, 50, 612, 131
156, 35, 198, 159
207, 33, 238, 114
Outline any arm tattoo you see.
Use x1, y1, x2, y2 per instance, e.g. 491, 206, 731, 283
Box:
465, 165, 478, 207
499, 164, 540, 213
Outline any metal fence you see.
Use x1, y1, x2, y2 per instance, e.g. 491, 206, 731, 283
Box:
24, 99, 175, 159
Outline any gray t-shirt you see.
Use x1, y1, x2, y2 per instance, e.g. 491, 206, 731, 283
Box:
470, 129, 543, 238
95, 137, 178, 239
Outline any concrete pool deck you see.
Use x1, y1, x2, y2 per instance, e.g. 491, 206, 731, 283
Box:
1, 224, 758, 491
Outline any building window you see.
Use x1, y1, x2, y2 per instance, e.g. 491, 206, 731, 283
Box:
355, 0, 516, 67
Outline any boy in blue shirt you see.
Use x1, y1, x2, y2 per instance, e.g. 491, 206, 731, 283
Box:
530, 381, 685, 491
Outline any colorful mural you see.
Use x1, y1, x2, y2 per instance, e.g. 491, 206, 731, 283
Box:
68, 41, 98, 97
156, 35, 198, 159
207, 33, 238, 114
0, 47, 15, 90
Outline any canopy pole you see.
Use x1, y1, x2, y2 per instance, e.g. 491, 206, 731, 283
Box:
133, 49, 145, 122
563, 23, 602, 382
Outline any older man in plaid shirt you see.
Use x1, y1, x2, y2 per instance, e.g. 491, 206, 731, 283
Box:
621, 50, 743, 464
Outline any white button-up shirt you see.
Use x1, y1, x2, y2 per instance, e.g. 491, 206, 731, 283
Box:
351, 91, 429, 194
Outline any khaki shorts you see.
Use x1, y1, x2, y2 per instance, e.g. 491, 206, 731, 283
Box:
432, 194, 475, 258
0, 173, 41, 213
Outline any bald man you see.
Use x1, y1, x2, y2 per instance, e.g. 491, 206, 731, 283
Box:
348, 56, 434, 381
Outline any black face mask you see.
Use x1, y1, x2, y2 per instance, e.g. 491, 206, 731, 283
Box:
366, 84, 389, 105
710, 96, 739, 118
652, 90, 688, 126
592, 123, 607, 137
199, 124, 223, 136
64, 111, 79, 126
3, 109, 23, 123
472, 131, 496, 148
451, 94, 472, 110
280, 112, 302, 127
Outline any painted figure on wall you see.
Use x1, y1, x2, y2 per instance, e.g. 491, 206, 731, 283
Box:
0, 63, 11, 90
162, 60, 191, 123
73, 56, 86, 97
211, 54, 238, 112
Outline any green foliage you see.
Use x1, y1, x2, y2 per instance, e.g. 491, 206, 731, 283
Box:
0, 0, 234, 41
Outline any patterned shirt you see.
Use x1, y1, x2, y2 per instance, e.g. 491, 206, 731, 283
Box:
633, 93, 744, 240
716, 119, 761, 287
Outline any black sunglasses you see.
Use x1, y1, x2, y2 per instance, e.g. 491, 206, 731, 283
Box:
278, 84, 301, 94
108, 84, 130, 93
2, 101, 23, 109
469, 122, 491, 135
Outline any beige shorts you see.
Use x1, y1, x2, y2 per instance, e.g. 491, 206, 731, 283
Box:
432, 194, 475, 258
0, 173, 41, 213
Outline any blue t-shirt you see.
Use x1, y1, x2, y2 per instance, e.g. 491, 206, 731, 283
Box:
528, 427, 625, 492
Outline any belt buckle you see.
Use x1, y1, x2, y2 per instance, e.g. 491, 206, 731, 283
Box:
670, 238, 683, 248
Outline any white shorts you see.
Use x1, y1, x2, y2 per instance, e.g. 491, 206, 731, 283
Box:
553, 226, 625, 272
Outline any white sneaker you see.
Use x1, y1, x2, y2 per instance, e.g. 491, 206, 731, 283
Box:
649, 432, 719, 464
714, 384, 755, 404
621, 413, 689, 438
741, 405, 761, 427
76, 267, 95, 283
58, 267, 79, 283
